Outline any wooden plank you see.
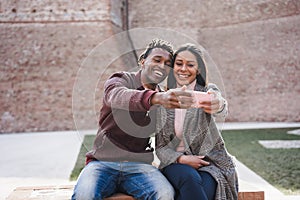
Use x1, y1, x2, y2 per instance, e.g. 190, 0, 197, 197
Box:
7, 185, 264, 200
104, 193, 135, 200
238, 191, 264, 200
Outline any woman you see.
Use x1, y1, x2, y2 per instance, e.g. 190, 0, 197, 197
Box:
156, 43, 238, 200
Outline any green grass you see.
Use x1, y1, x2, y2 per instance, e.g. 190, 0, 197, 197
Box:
70, 135, 95, 181
221, 128, 300, 195
70, 128, 300, 195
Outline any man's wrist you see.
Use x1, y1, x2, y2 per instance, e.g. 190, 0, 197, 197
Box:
150, 92, 161, 105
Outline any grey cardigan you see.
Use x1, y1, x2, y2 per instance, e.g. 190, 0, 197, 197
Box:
156, 83, 238, 200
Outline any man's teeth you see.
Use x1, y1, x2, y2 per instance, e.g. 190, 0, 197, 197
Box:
154, 71, 163, 77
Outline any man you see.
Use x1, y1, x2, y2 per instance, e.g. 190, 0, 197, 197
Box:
72, 39, 194, 200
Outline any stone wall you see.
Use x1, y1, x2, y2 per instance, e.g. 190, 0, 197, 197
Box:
0, 0, 299, 133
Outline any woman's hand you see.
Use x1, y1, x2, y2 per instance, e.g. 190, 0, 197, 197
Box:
199, 90, 225, 114
177, 155, 210, 169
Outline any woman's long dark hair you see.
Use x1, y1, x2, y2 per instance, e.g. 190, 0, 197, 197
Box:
167, 43, 207, 89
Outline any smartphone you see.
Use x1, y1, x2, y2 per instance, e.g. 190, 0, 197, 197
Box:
192, 91, 212, 108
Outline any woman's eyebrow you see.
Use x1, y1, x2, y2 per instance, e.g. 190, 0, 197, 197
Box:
176, 58, 196, 63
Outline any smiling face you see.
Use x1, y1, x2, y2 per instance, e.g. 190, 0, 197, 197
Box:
140, 48, 172, 86
173, 50, 199, 87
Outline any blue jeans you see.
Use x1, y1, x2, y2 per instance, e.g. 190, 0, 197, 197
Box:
72, 160, 174, 200
162, 164, 217, 200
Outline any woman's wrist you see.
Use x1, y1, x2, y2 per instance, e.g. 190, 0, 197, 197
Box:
217, 98, 226, 113
176, 155, 185, 164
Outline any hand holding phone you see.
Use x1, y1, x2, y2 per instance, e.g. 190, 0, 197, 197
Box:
192, 91, 213, 108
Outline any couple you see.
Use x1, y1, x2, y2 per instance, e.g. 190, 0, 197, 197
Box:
72, 39, 238, 200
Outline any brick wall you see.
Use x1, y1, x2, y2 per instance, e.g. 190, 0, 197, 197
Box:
129, 0, 300, 122
0, 0, 299, 133
0, 0, 133, 133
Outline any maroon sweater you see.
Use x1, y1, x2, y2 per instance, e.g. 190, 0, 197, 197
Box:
86, 70, 159, 164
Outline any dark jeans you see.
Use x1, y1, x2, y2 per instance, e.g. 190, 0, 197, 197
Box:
162, 163, 217, 200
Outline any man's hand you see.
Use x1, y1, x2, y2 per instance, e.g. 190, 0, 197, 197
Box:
177, 155, 210, 169
151, 88, 194, 109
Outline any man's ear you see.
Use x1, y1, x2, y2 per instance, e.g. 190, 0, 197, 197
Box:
140, 59, 145, 68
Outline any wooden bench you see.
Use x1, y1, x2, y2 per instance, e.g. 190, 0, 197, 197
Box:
106, 192, 265, 200
7, 185, 264, 200
104, 191, 265, 200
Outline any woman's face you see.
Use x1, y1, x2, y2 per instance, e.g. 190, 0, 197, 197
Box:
173, 50, 199, 86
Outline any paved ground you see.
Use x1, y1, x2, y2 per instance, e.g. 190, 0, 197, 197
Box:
1, 122, 300, 200
259, 140, 300, 148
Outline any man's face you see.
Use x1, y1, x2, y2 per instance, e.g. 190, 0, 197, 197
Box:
140, 48, 172, 85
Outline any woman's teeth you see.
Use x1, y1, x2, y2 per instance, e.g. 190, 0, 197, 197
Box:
178, 74, 189, 78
